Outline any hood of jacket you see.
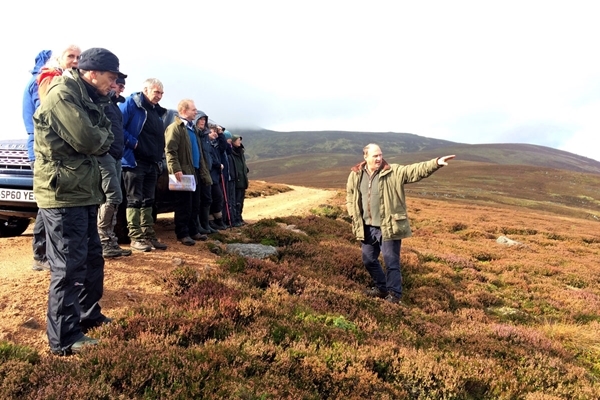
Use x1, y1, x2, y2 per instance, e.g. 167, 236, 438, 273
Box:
193, 110, 208, 126
31, 50, 52, 75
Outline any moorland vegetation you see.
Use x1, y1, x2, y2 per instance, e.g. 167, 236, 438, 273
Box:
1, 132, 599, 398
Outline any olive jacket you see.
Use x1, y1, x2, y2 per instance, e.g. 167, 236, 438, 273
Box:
164, 116, 212, 185
346, 158, 441, 241
32, 69, 113, 208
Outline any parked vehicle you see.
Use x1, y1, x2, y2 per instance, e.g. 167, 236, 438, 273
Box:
0, 140, 35, 237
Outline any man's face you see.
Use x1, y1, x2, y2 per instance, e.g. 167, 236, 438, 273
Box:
364, 145, 383, 172
92, 71, 118, 96
180, 102, 197, 121
143, 85, 164, 104
115, 82, 125, 96
60, 49, 81, 69
196, 117, 206, 130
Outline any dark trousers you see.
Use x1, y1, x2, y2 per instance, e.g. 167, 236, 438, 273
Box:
198, 182, 212, 207
234, 188, 246, 223
209, 182, 224, 215
122, 160, 158, 208
223, 180, 235, 225
40, 206, 105, 352
32, 211, 46, 262
361, 225, 402, 297
30, 163, 46, 262
174, 170, 201, 239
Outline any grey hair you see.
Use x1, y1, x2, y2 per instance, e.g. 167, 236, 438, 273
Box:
363, 143, 380, 156
143, 78, 163, 91
44, 44, 81, 69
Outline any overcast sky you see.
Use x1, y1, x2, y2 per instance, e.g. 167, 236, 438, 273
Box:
4, 1, 599, 161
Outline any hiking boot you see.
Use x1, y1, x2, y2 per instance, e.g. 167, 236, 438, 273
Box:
32, 259, 50, 271
384, 293, 402, 304
365, 286, 388, 299
102, 244, 122, 258
115, 244, 132, 257
52, 335, 99, 356
149, 238, 168, 250
178, 236, 195, 246
213, 218, 228, 230
190, 233, 208, 241
130, 239, 152, 252
71, 335, 99, 353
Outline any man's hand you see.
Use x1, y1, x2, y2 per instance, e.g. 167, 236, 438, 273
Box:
437, 155, 456, 166
175, 171, 183, 182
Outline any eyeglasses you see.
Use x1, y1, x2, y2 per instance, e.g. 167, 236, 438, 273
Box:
118, 84, 125, 90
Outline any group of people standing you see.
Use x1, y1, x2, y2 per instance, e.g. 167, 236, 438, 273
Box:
22, 45, 249, 355
21, 44, 456, 357
164, 100, 249, 247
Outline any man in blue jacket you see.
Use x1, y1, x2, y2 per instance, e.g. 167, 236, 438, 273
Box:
120, 78, 168, 252
22, 49, 53, 271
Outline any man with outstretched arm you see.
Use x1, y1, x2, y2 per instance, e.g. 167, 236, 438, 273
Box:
346, 143, 455, 304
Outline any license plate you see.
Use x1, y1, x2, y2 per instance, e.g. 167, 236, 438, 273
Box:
0, 188, 36, 203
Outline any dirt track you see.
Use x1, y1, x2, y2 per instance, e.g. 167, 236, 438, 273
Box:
242, 185, 339, 222
0, 185, 338, 352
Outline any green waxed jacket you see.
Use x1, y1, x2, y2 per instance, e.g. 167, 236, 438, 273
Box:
346, 158, 441, 241
32, 69, 113, 208
164, 116, 212, 185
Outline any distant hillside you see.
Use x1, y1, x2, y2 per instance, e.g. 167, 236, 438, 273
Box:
236, 130, 458, 162
233, 129, 600, 178
235, 129, 600, 220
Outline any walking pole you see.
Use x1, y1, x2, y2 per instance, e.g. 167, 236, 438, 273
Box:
220, 170, 232, 228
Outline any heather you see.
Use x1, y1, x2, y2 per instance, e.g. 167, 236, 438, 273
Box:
1, 197, 599, 399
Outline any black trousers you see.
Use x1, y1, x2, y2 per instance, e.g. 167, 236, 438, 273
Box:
40, 206, 104, 352
209, 182, 224, 215
235, 188, 246, 223
122, 160, 158, 208
174, 170, 201, 239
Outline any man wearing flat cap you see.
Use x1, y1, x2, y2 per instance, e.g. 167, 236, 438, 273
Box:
33, 47, 125, 355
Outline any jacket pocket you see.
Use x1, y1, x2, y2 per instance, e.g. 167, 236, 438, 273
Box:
54, 158, 96, 202
390, 213, 410, 236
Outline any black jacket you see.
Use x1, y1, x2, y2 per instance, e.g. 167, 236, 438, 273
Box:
104, 93, 125, 160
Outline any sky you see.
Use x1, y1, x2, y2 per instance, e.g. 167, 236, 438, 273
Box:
4, 0, 600, 161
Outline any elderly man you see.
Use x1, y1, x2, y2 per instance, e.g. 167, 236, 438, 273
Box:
120, 78, 168, 252
346, 144, 455, 304
97, 76, 130, 257
22, 49, 53, 271
33, 47, 124, 355
24, 45, 82, 271
164, 99, 212, 245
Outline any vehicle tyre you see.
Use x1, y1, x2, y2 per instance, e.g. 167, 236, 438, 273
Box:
0, 218, 31, 237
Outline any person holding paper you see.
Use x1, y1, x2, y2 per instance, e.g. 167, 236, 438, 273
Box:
164, 99, 210, 245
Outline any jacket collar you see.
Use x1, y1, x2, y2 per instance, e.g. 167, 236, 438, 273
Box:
131, 91, 167, 116
350, 159, 391, 173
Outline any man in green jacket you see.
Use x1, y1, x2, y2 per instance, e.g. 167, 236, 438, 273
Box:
164, 99, 211, 245
346, 144, 455, 303
33, 47, 124, 355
